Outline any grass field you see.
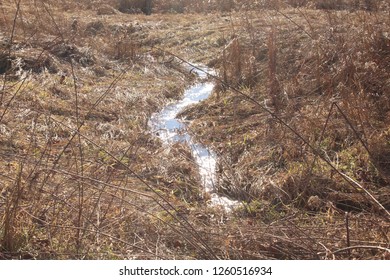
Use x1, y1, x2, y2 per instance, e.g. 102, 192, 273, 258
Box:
0, 0, 389, 259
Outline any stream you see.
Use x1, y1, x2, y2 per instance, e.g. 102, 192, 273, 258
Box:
149, 65, 239, 211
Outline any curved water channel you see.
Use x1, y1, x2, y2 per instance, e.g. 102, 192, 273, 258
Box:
149, 65, 238, 211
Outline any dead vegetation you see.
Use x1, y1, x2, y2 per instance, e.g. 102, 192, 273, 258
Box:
0, 0, 389, 260
185, 1, 390, 259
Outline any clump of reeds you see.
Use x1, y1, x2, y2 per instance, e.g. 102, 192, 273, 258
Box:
181, 5, 390, 260
0, 0, 219, 260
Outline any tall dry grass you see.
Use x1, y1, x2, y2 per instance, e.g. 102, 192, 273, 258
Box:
184, 5, 389, 259
207, 5, 390, 208
19, 0, 389, 14
0, 0, 221, 259
1, 0, 389, 260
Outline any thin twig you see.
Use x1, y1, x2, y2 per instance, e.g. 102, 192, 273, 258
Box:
332, 245, 390, 255
0, 0, 22, 106
153, 47, 390, 220
48, 115, 219, 259
334, 102, 372, 158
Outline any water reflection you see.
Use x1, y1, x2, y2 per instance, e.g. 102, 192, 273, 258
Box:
149, 66, 238, 211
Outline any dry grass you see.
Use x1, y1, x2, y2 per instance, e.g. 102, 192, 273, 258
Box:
185, 6, 390, 259
0, 0, 216, 259
0, 0, 389, 260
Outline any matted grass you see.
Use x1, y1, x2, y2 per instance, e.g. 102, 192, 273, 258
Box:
0, 0, 389, 259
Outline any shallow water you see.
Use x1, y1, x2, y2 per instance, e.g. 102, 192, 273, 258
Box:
149, 65, 238, 211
